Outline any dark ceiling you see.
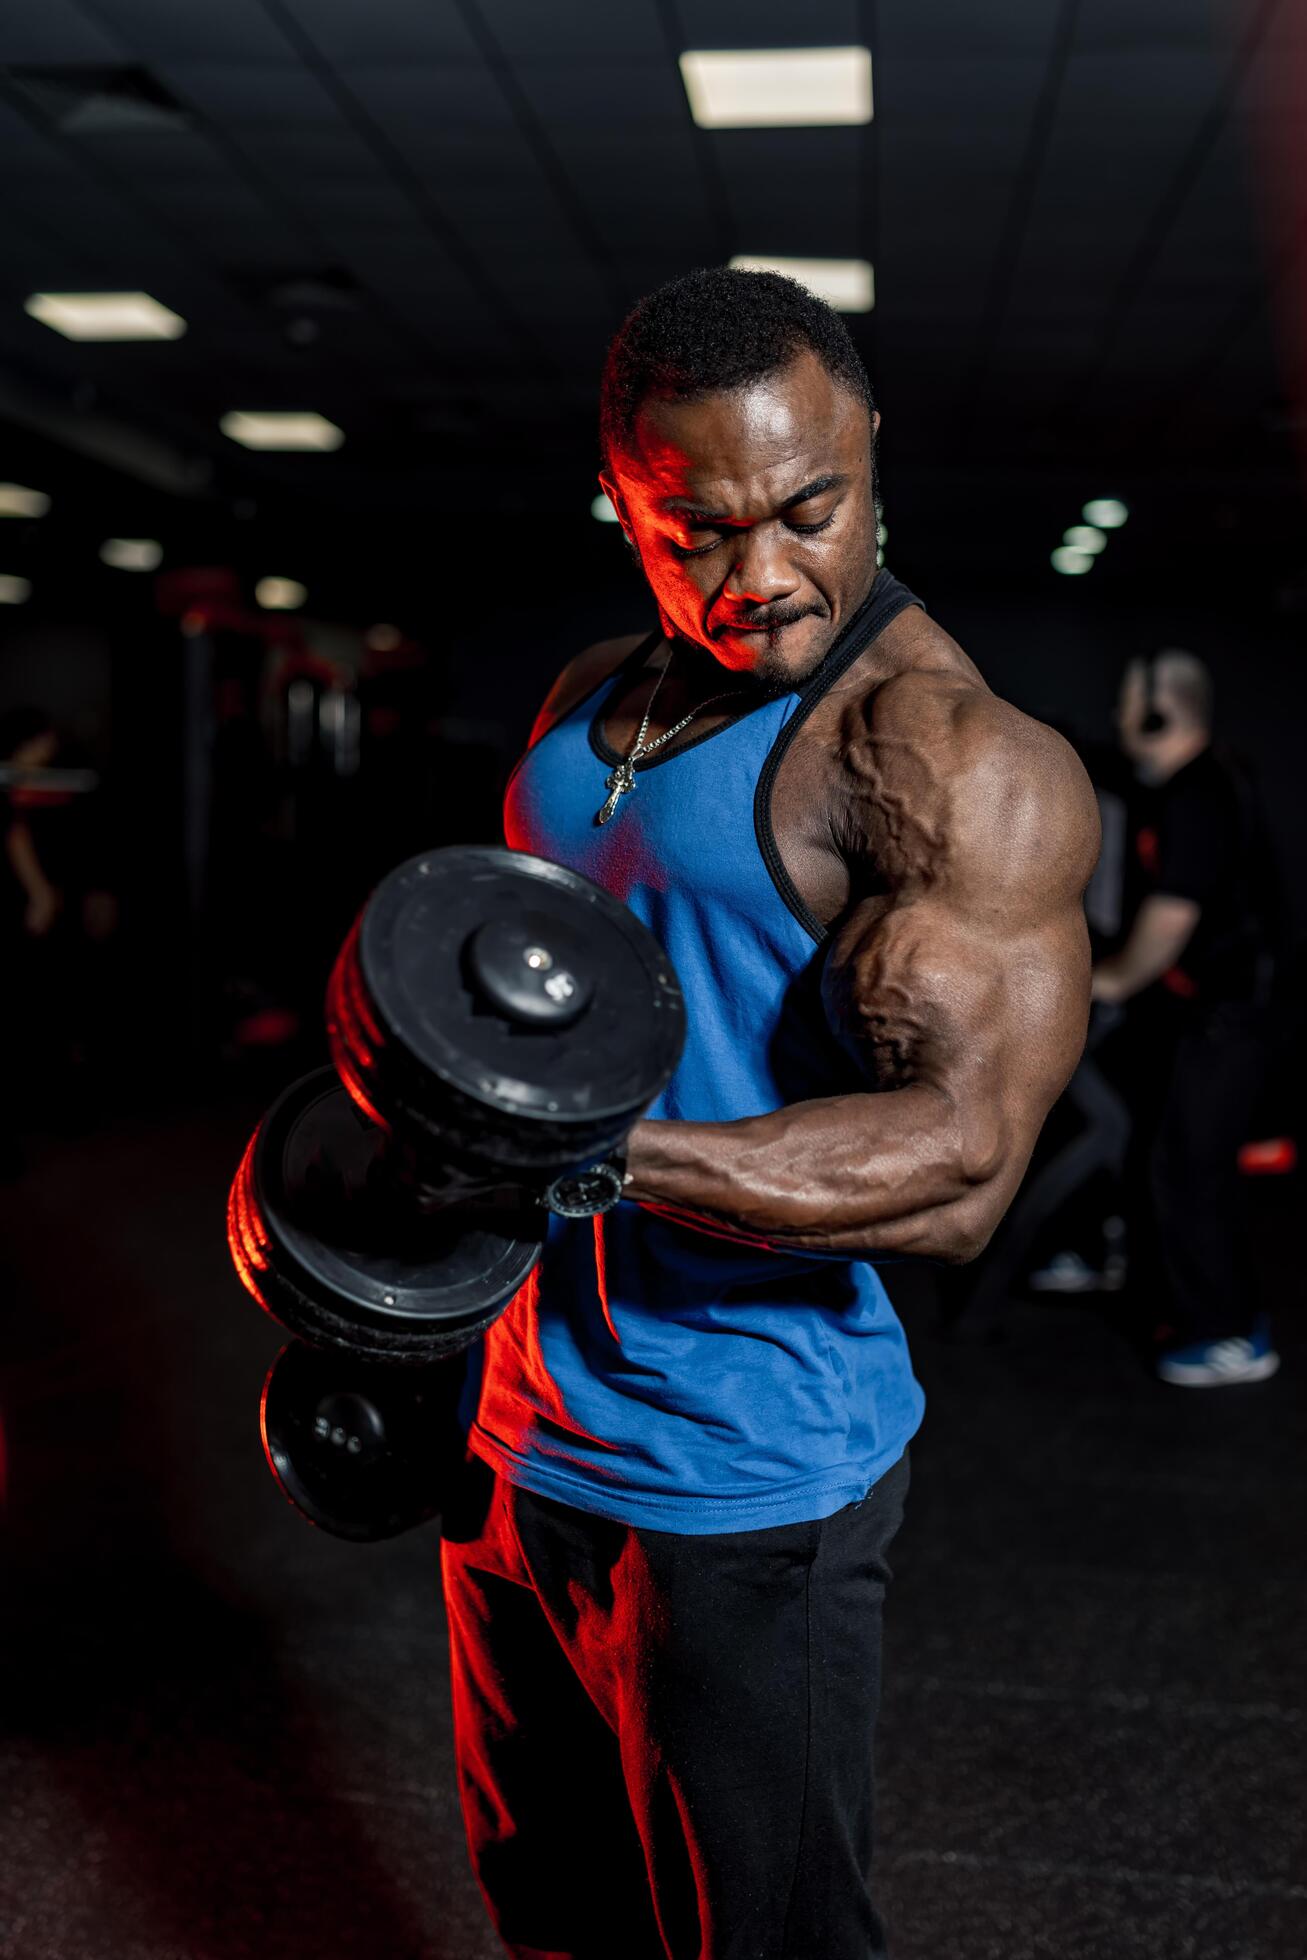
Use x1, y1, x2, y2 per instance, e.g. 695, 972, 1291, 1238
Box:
0, 0, 1303, 607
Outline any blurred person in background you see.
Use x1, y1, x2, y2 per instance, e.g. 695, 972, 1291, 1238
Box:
0, 705, 117, 1172
1091, 650, 1282, 1385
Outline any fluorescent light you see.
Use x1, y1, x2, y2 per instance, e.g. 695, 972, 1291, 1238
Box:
0, 483, 50, 518
221, 411, 344, 452
1051, 546, 1093, 576
1063, 525, 1106, 554
256, 576, 306, 610
591, 493, 620, 523
25, 291, 186, 341
100, 537, 163, 572
729, 255, 873, 313
680, 47, 872, 127
0, 574, 31, 603
1083, 498, 1128, 529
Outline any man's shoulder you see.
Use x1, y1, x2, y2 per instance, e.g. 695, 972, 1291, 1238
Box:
871, 664, 1073, 776
528, 630, 659, 744
846, 631, 1099, 899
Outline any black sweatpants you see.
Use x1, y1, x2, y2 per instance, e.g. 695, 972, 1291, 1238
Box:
439, 1452, 910, 1960
1126, 997, 1268, 1342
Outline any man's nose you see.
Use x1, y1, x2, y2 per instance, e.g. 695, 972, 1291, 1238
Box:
722, 526, 801, 607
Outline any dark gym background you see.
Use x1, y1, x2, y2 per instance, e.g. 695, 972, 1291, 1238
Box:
1, 4, 1304, 1957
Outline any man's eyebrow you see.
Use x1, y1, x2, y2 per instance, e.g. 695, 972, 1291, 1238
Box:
661, 473, 848, 523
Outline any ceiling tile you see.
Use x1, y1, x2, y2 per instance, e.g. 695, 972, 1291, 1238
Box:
346, 62, 521, 162
475, 0, 668, 62
671, 1, 861, 46
159, 61, 345, 127
234, 125, 388, 181
508, 56, 689, 124
0, 100, 83, 178
276, 0, 484, 62
713, 128, 861, 252
877, 0, 1062, 60
80, 0, 293, 60
1076, 0, 1233, 54
0, 1, 129, 63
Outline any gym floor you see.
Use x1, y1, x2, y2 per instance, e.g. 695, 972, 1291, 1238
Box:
1, 1085, 1302, 1960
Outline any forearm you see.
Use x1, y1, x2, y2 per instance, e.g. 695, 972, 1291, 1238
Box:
624, 1085, 1004, 1260
1092, 897, 1198, 1003
4, 820, 55, 904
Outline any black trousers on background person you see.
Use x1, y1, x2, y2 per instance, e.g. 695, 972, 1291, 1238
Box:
440, 1452, 910, 1960
1124, 995, 1269, 1343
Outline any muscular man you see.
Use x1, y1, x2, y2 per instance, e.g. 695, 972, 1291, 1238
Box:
441, 268, 1097, 1959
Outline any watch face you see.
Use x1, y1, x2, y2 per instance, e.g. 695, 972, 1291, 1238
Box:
543, 1160, 626, 1218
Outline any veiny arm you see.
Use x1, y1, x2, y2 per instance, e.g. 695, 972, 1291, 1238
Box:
624, 677, 1100, 1262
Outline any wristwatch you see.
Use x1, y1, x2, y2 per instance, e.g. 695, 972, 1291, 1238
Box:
541, 1147, 630, 1218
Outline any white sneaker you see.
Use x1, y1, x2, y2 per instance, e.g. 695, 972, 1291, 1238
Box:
1029, 1251, 1103, 1294
1156, 1328, 1281, 1387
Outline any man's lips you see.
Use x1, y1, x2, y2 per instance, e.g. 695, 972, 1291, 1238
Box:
713, 609, 821, 637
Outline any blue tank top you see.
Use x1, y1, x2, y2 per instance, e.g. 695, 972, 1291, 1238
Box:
467, 573, 926, 1533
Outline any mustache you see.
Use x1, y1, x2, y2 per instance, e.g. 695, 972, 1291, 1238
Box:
712, 602, 826, 638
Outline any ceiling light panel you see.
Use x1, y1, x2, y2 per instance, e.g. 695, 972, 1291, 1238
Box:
256, 577, 306, 610
24, 291, 187, 341
220, 412, 344, 452
729, 255, 874, 312
0, 484, 50, 518
100, 537, 163, 572
1051, 546, 1093, 576
679, 47, 872, 128
1083, 498, 1128, 528
0, 575, 32, 603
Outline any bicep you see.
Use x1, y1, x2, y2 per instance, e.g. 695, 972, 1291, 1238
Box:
823, 891, 1091, 1174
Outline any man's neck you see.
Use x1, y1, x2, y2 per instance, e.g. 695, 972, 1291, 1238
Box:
1150, 730, 1210, 783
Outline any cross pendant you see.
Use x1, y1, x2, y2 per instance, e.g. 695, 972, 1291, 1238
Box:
596, 762, 635, 826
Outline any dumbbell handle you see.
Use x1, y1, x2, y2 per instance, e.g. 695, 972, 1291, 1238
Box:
391, 1128, 631, 1220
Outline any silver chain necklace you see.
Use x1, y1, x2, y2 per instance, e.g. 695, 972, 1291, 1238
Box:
595, 649, 743, 826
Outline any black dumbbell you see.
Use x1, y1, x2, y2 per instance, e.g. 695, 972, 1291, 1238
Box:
229, 844, 684, 1365
259, 1339, 468, 1542
227, 845, 684, 1535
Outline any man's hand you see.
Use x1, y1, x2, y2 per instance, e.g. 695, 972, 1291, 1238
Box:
624, 675, 1100, 1263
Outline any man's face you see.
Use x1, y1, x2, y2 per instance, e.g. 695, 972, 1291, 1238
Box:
601, 349, 880, 688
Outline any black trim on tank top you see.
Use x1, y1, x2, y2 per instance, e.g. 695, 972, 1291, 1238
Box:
752, 569, 924, 946
503, 628, 664, 802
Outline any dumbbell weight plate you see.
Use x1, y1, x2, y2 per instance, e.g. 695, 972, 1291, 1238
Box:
228, 1068, 542, 1363
261, 1339, 465, 1540
327, 845, 685, 1180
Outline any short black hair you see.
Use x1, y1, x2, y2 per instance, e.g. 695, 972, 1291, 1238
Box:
600, 266, 876, 469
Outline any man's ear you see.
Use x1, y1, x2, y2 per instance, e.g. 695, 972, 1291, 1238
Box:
597, 471, 635, 545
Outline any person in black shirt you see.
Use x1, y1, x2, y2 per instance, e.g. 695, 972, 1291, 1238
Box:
1092, 650, 1280, 1385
